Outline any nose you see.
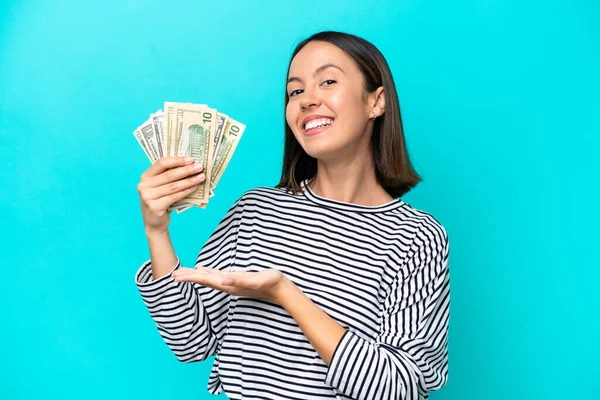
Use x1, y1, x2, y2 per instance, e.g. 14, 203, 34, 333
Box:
299, 87, 321, 110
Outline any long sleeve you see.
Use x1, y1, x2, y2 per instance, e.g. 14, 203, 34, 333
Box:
134, 196, 243, 363
324, 220, 451, 400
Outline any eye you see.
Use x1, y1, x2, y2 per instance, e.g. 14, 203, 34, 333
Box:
289, 89, 303, 97
321, 79, 336, 86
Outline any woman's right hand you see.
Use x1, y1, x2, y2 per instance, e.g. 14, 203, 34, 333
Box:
137, 156, 205, 235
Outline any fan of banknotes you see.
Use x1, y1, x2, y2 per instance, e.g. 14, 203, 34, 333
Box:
133, 102, 246, 213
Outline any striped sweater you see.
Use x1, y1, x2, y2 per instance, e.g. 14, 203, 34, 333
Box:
135, 179, 451, 400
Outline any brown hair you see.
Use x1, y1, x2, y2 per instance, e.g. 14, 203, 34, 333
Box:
275, 31, 422, 199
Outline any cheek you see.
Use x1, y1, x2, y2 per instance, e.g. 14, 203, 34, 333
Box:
329, 87, 363, 116
285, 103, 296, 131
326, 90, 364, 130
324, 90, 344, 113
285, 103, 303, 144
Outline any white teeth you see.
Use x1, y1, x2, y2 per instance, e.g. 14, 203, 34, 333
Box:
305, 118, 333, 130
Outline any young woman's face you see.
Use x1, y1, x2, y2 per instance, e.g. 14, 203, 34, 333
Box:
286, 40, 375, 160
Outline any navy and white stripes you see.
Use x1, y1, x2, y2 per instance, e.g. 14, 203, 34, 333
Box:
135, 180, 450, 399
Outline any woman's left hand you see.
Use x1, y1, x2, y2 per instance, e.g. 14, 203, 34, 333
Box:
171, 266, 288, 304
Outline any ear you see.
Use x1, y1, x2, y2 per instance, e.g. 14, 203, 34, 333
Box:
371, 86, 386, 117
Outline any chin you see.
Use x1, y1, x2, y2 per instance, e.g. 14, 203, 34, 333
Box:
302, 144, 342, 160
295, 132, 347, 160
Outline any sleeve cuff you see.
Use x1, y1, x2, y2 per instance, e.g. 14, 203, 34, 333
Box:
324, 329, 353, 389
324, 330, 422, 398
134, 258, 182, 288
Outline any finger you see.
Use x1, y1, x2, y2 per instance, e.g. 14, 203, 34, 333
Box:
173, 268, 226, 288
174, 267, 228, 280
172, 267, 205, 276
146, 173, 206, 200
153, 184, 201, 211
145, 162, 205, 189
142, 156, 195, 179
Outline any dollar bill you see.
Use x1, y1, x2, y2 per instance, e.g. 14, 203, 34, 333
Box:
150, 110, 164, 159
164, 102, 207, 157
175, 104, 217, 203
213, 113, 228, 161
211, 117, 246, 191
173, 204, 194, 213
163, 102, 177, 157
132, 128, 153, 162
138, 117, 161, 162
169, 110, 220, 213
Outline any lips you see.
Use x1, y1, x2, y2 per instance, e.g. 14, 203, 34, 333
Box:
301, 114, 335, 135
303, 121, 334, 136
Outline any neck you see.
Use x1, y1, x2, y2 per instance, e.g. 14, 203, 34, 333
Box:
309, 148, 393, 207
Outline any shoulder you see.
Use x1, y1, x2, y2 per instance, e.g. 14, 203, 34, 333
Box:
392, 204, 450, 279
394, 202, 449, 248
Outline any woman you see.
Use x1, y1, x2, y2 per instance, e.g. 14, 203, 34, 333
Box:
135, 31, 450, 400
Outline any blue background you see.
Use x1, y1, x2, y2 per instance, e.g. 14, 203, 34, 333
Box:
1, 0, 598, 399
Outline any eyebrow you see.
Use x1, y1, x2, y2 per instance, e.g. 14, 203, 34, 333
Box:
287, 63, 345, 84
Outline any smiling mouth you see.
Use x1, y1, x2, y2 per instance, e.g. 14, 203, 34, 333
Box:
303, 117, 335, 135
